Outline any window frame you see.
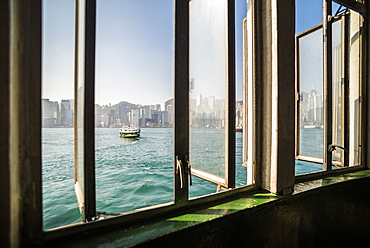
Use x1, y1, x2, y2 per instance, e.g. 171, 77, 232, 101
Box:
4, 0, 369, 246
0, 0, 11, 246
74, 0, 97, 222
187, 0, 236, 190
44, 0, 253, 241
295, 0, 367, 182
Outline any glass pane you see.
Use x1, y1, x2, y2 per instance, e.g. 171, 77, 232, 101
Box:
295, 0, 323, 175
95, 0, 174, 214
332, 20, 343, 162
298, 28, 324, 159
236, 0, 247, 187
75, 0, 86, 217
42, 0, 80, 230
189, 0, 227, 197
348, 11, 362, 166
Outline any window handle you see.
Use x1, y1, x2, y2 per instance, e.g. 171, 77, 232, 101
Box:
176, 156, 184, 189
328, 144, 348, 153
186, 156, 192, 186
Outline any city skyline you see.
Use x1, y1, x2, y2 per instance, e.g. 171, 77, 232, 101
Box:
42, 95, 242, 128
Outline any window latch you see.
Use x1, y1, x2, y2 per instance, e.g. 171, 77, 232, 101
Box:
176, 156, 184, 188
186, 155, 192, 186
176, 155, 192, 188
328, 144, 348, 153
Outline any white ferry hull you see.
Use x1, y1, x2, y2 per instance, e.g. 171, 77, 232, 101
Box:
119, 132, 140, 138
119, 126, 140, 138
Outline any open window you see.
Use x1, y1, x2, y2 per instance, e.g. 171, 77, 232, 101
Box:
74, 0, 96, 221
72, 0, 245, 223
188, 0, 235, 194
295, 1, 364, 176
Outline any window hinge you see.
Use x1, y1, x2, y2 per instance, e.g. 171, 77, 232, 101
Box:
327, 15, 333, 23
295, 92, 300, 101
94, 211, 121, 220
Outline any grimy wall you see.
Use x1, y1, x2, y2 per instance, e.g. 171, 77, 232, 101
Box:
135, 177, 370, 247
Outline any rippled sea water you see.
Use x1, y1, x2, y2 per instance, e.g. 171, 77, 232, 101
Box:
42, 127, 319, 230
42, 128, 246, 230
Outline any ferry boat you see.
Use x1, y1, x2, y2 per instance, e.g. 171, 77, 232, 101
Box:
119, 126, 140, 138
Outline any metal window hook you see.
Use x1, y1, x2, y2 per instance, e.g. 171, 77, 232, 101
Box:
176, 156, 184, 189
328, 144, 348, 153
185, 155, 192, 186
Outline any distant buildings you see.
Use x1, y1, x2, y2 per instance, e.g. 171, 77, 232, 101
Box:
236, 100, 243, 127
129, 109, 140, 126
42, 97, 244, 128
60, 100, 73, 126
42, 98, 73, 127
165, 98, 174, 126
300, 89, 323, 127
190, 93, 227, 128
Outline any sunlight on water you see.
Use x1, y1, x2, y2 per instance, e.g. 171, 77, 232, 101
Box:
42, 128, 316, 230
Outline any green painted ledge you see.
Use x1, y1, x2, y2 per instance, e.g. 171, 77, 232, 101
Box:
294, 170, 370, 193
62, 170, 370, 248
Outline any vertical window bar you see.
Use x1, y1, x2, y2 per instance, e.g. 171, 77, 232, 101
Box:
242, 17, 249, 171
74, 0, 96, 222
226, 0, 236, 188
362, 12, 367, 168
9, 0, 42, 245
0, 0, 10, 246
342, 13, 349, 166
174, 0, 189, 204
295, 34, 301, 159
323, 0, 333, 171
84, 0, 97, 221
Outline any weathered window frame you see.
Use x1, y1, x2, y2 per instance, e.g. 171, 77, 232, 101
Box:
3, 0, 369, 246
72, 0, 240, 219
45, 0, 254, 242
187, 0, 236, 191
295, 0, 367, 182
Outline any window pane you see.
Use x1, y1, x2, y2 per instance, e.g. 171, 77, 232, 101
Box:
332, 20, 343, 162
189, 0, 228, 196
42, 0, 80, 230
75, 0, 87, 218
95, 0, 174, 213
298, 28, 324, 159
348, 11, 362, 166
236, 0, 247, 187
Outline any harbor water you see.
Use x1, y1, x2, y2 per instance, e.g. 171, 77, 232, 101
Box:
42, 128, 320, 230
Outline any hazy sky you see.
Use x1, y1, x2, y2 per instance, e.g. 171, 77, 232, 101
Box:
297, 0, 341, 94
42, 0, 340, 105
42, 0, 247, 106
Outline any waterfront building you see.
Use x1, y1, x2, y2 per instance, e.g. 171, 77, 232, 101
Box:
95, 113, 109, 127
42, 98, 59, 127
129, 109, 140, 126
150, 110, 168, 126
165, 98, 174, 126
308, 90, 323, 124
109, 109, 116, 127
140, 105, 153, 119
236, 100, 243, 128
119, 103, 127, 125
60, 99, 73, 126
